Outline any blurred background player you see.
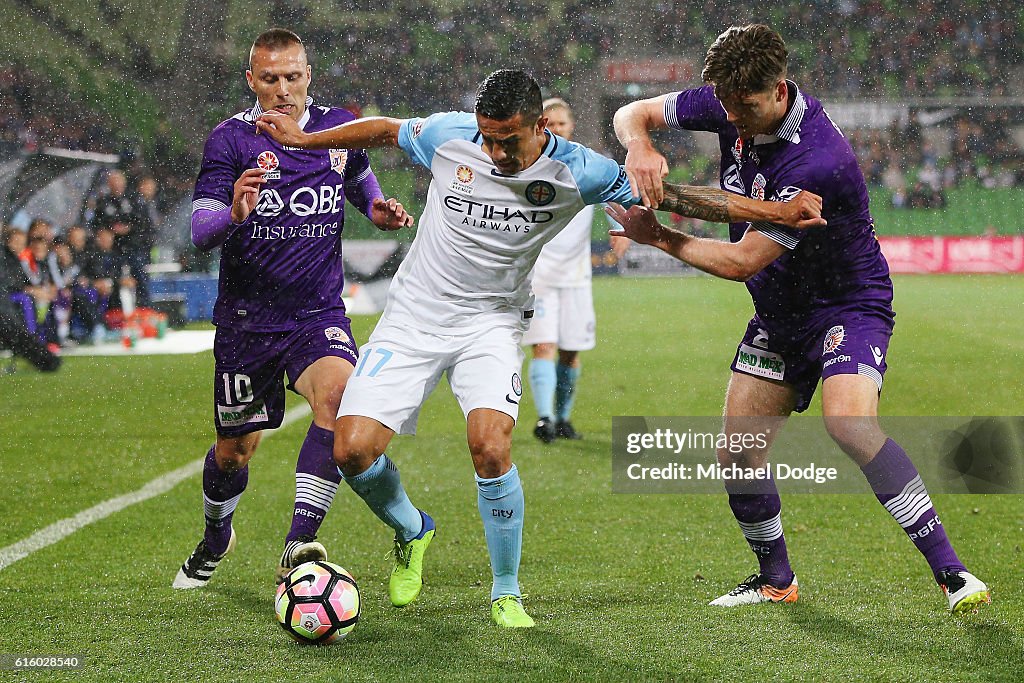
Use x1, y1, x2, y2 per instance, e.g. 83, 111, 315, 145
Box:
257, 68, 818, 627
523, 98, 629, 443
611, 24, 990, 614
172, 28, 412, 590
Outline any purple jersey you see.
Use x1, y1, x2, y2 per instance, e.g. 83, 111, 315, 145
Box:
193, 98, 374, 331
665, 83, 895, 333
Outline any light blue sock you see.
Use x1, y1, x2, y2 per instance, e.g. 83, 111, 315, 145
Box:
528, 358, 556, 420
342, 454, 422, 542
476, 464, 524, 601
555, 363, 581, 422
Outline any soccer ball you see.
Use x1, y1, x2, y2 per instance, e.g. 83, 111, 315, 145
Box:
274, 561, 360, 644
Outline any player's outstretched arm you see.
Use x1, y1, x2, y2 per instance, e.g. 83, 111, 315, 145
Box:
614, 95, 672, 209
255, 112, 404, 150
605, 202, 787, 282
660, 183, 827, 230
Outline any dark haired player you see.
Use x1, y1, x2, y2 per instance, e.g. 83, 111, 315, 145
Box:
257, 68, 822, 627
611, 24, 989, 613
173, 28, 413, 590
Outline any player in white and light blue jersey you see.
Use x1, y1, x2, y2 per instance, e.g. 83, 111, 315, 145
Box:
256, 69, 816, 627
258, 70, 633, 628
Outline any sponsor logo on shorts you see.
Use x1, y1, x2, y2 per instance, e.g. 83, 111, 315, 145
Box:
736, 343, 785, 381
823, 325, 846, 354
871, 345, 885, 366
325, 326, 350, 343
329, 149, 348, 176
823, 354, 852, 369
217, 402, 269, 428
257, 150, 281, 180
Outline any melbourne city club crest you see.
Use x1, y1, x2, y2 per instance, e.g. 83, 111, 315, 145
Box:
329, 149, 348, 176
257, 150, 281, 180
525, 180, 555, 206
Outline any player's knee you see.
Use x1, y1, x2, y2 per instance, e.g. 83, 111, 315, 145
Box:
468, 438, 511, 478
823, 416, 885, 462
532, 343, 557, 360
333, 431, 380, 477
215, 439, 257, 471
717, 446, 762, 468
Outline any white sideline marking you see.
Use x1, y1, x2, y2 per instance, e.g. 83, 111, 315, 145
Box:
0, 404, 313, 572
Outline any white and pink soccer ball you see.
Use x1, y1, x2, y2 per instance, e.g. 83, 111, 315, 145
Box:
274, 561, 360, 644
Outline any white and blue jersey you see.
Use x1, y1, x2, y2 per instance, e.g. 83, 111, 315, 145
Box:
386, 111, 635, 333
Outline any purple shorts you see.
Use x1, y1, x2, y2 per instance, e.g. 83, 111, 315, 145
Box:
730, 314, 893, 412
212, 311, 359, 436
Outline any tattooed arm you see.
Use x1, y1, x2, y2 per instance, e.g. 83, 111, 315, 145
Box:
661, 182, 827, 229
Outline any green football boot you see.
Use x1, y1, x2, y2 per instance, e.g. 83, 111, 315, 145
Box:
491, 594, 535, 628
389, 510, 435, 607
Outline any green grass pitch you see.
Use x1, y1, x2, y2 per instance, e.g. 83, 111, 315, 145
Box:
0, 275, 1022, 682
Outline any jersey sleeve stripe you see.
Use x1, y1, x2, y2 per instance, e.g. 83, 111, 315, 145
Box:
663, 93, 681, 129
344, 167, 372, 185
751, 222, 800, 250
192, 198, 229, 213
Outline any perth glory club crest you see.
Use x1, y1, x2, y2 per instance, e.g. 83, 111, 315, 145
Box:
822, 325, 846, 354
329, 149, 348, 176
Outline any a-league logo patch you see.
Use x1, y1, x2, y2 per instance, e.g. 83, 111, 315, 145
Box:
324, 326, 350, 344
450, 164, 476, 195
511, 373, 522, 397
525, 180, 555, 206
823, 325, 846, 354
752, 174, 767, 201
731, 137, 743, 168
257, 150, 281, 180
329, 149, 348, 176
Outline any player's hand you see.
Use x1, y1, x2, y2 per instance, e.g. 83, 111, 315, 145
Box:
624, 141, 670, 209
231, 168, 267, 224
778, 190, 827, 230
254, 111, 309, 147
369, 196, 414, 231
605, 202, 667, 247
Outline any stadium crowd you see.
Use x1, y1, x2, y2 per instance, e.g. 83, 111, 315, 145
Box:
0, 0, 1020, 267
0, 168, 161, 351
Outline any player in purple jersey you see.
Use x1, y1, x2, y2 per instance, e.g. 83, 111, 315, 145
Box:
610, 24, 989, 613
173, 28, 413, 590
